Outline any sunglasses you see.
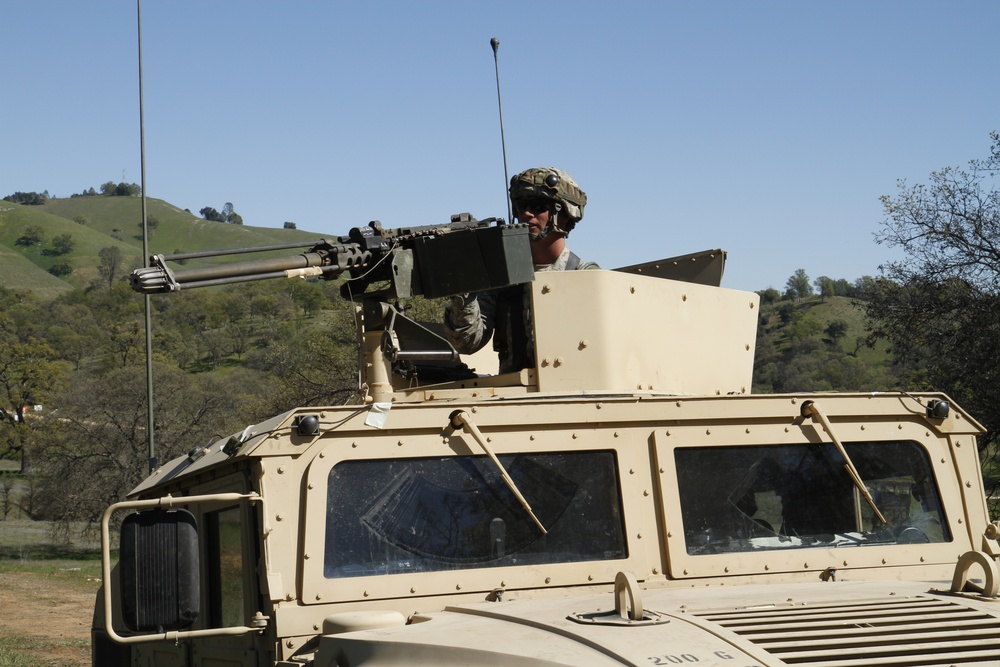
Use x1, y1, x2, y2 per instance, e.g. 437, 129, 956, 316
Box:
516, 198, 552, 214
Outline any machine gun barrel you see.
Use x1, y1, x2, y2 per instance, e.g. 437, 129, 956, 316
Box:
130, 240, 370, 294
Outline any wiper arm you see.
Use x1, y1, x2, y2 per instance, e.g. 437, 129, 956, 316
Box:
448, 410, 548, 535
801, 400, 887, 525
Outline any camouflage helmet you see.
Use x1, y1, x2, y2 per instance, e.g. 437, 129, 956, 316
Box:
509, 167, 587, 225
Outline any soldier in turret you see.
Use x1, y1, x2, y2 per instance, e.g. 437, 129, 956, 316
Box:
444, 166, 599, 373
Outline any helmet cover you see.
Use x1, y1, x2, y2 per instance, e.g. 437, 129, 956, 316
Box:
509, 167, 587, 223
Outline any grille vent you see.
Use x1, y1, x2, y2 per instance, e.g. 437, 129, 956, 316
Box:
691, 595, 1000, 667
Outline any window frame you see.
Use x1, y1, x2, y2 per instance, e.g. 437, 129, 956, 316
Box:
299, 440, 646, 604
654, 422, 966, 579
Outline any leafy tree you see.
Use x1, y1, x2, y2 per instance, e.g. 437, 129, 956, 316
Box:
15, 225, 44, 247
756, 288, 780, 305
44, 302, 100, 370
97, 246, 124, 289
200, 206, 223, 222
866, 132, 1000, 453
288, 281, 327, 317
0, 313, 72, 473
73, 215, 87, 225
853, 276, 876, 299
100, 181, 141, 196
50, 233, 75, 255
48, 261, 73, 278
825, 319, 849, 344
3, 191, 48, 205
201, 203, 243, 224
785, 269, 813, 299
115, 182, 141, 196
832, 278, 853, 297
34, 363, 261, 523
245, 304, 359, 412
138, 216, 160, 237
814, 276, 835, 302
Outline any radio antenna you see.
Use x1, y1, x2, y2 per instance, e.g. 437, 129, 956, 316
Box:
490, 37, 512, 224
137, 0, 156, 473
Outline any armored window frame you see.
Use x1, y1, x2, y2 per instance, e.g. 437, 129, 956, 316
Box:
322, 451, 628, 579
654, 424, 968, 579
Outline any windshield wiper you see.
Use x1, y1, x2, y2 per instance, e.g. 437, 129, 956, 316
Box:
801, 400, 888, 526
447, 410, 548, 535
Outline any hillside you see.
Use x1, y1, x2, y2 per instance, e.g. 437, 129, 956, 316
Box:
2, 195, 903, 395
753, 294, 900, 394
0, 196, 324, 294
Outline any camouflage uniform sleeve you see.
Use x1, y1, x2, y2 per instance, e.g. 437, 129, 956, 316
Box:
443, 291, 497, 355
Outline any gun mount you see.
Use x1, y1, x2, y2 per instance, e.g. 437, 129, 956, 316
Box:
96, 213, 999, 667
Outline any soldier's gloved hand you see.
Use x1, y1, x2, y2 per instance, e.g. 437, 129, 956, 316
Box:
450, 293, 474, 310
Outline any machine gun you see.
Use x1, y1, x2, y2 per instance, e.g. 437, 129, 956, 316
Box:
129, 214, 534, 395
129, 214, 534, 302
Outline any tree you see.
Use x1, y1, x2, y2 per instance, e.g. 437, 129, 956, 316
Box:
98, 246, 124, 289
200, 206, 223, 222
825, 319, 849, 345
221, 202, 243, 225
814, 276, 835, 302
138, 216, 160, 237
50, 233, 75, 255
202, 203, 243, 224
15, 225, 44, 247
756, 288, 780, 305
0, 320, 72, 473
114, 182, 141, 196
785, 269, 813, 299
49, 261, 73, 278
34, 363, 259, 523
866, 132, 1000, 453
3, 191, 48, 205
288, 281, 327, 317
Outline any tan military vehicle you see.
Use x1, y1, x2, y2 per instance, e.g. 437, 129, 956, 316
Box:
94, 216, 1000, 666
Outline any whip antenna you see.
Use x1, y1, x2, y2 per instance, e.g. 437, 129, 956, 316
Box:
491, 37, 512, 224
137, 0, 156, 473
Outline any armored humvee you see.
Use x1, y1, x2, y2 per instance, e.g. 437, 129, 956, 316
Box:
94, 216, 1000, 666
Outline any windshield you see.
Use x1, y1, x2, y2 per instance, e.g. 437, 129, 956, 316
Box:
675, 440, 949, 554
324, 451, 627, 577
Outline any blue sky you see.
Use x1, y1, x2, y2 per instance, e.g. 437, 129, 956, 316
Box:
4, 1, 998, 292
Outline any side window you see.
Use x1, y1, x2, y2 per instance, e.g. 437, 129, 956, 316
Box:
675, 440, 950, 554
207, 507, 245, 628
324, 451, 627, 578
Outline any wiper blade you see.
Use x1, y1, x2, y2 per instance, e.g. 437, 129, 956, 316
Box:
801, 400, 888, 525
448, 410, 548, 535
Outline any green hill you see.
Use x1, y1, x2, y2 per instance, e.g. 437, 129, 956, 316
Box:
0, 240, 74, 300
753, 294, 899, 394
0, 196, 323, 294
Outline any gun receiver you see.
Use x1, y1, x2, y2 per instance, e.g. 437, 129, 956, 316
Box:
129, 214, 534, 301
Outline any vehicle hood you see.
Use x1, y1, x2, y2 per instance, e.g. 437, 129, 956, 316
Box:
316, 579, 1000, 666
